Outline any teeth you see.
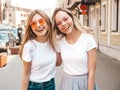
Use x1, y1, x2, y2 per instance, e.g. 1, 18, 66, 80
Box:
63, 24, 69, 31
39, 27, 44, 30
36, 26, 44, 31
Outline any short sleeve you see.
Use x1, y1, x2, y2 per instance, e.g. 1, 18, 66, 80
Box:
22, 41, 35, 62
87, 34, 97, 51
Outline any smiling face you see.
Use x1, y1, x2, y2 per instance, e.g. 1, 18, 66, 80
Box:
55, 11, 74, 34
30, 14, 48, 37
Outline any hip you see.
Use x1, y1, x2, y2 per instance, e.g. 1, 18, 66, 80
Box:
59, 73, 98, 90
28, 78, 55, 90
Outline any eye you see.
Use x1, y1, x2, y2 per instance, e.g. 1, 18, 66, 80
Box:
39, 19, 45, 26
56, 22, 61, 26
31, 21, 37, 28
63, 17, 68, 21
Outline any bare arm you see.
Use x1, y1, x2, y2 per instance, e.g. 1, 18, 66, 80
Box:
87, 48, 97, 90
22, 61, 31, 90
56, 52, 62, 66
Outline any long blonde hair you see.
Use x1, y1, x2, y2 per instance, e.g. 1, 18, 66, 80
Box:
20, 9, 55, 58
52, 7, 84, 38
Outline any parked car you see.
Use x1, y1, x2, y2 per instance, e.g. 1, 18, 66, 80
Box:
0, 31, 18, 53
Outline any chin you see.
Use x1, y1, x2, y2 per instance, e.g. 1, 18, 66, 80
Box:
66, 29, 72, 34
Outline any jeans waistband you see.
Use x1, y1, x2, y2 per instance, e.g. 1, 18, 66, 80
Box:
29, 78, 54, 85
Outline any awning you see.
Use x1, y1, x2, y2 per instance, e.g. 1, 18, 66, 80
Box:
68, 0, 101, 10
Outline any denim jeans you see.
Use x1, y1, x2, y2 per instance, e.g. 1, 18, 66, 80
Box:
28, 78, 55, 90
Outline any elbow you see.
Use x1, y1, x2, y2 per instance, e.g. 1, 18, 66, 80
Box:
56, 58, 62, 66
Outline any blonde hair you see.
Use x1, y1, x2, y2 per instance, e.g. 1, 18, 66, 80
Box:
20, 9, 55, 58
52, 7, 84, 38
83, 26, 91, 33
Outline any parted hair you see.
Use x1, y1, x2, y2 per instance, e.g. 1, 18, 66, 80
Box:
52, 7, 84, 38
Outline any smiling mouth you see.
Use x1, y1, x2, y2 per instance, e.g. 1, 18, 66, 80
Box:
36, 26, 45, 32
63, 24, 70, 31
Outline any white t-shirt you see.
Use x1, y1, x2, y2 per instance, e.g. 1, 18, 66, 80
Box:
57, 33, 97, 75
22, 40, 56, 82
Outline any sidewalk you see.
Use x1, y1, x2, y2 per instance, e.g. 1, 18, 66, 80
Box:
96, 50, 120, 90
0, 55, 22, 90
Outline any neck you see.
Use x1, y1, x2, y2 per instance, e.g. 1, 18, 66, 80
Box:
65, 29, 81, 44
66, 29, 81, 39
35, 36, 47, 43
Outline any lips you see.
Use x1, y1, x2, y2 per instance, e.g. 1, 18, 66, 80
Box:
62, 24, 70, 31
36, 26, 45, 32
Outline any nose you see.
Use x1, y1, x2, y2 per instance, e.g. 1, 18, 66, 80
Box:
61, 21, 66, 26
36, 21, 41, 26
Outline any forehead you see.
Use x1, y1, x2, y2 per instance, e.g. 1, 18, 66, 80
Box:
55, 11, 70, 20
32, 14, 43, 21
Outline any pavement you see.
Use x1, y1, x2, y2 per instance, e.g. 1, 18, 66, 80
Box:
0, 50, 120, 90
0, 54, 22, 90
96, 50, 120, 90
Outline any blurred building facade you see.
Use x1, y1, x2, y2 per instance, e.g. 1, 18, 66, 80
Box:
63, 0, 120, 61
0, 0, 31, 28
0, 0, 5, 22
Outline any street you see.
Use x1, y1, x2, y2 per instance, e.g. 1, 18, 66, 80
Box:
0, 50, 120, 90
96, 50, 120, 90
0, 55, 22, 90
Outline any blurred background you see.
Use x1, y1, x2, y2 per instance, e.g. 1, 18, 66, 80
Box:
0, 0, 120, 61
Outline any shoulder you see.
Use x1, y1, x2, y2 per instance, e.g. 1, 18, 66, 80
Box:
24, 40, 36, 51
80, 33, 97, 46
82, 32, 91, 37
81, 33, 97, 50
81, 33, 94, 40
24, 40, 34, 46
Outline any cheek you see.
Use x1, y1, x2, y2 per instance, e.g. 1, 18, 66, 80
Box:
57, 26, 63, 32
45, 24, 49, 30
31, 27, 36, 31
69, 19, 74, 27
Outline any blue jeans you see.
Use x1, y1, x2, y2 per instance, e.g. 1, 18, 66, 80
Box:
28, 78, 55, 90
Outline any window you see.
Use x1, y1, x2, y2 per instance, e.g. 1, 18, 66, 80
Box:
89, 7, 95, 32
91, 10, 95, 31
112, 0, 119, 32
67, 0, 71, 5
101, 4, 106, 32
21, 20, 25, 26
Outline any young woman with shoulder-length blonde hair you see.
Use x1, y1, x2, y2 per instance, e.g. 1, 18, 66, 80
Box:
52, 7, 98, 90
20, 9, 56, 90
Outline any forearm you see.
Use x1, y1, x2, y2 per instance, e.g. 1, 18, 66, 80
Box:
87, 48, 97, 90
22, 73, 30, 90
88, 72, 95, 90
21, 60, 31, 90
